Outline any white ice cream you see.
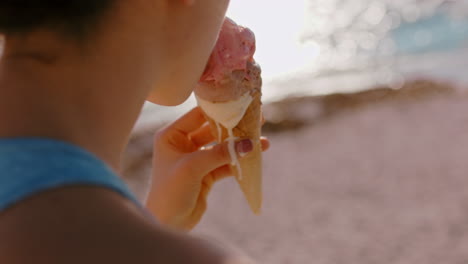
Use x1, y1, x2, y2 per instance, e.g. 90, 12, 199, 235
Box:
196, 93, 254, 180
196, 93, 253, 130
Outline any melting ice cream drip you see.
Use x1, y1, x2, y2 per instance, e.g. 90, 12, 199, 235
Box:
227, 128, 243, 180
213, 121, 242, 180
196, 93, 253, 181
215, 122, 222, 142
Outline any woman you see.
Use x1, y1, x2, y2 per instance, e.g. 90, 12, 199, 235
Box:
0, 0, 268, 263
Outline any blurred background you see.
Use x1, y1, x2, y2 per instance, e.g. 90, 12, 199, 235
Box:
136, 0, 468, 128
124, 1, 468, 263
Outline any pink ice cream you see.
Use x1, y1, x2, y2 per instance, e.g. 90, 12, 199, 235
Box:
196, 18, 260, 102
200, 17, 256, 83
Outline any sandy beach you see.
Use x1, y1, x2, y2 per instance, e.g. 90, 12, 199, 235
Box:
123, 81, 468, 263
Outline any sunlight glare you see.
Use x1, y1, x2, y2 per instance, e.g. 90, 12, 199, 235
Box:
227, 0, 320, 79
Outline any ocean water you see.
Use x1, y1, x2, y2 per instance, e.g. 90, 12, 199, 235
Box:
137, 0, 468, 129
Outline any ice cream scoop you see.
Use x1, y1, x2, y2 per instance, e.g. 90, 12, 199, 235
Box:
199, 17, 256, 85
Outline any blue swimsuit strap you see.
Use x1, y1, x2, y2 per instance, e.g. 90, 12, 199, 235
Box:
0, 138, 141, 212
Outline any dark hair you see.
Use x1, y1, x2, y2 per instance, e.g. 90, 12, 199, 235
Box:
0, 0, 115, 36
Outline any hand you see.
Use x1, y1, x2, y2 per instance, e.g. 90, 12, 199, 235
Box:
147, 107, 269, 230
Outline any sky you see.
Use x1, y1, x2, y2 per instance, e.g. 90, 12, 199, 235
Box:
226, 0, 321, 80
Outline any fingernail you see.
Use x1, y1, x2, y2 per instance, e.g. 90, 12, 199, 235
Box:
236, 139, 253, 156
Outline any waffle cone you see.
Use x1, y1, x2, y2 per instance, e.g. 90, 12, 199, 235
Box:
202, 90, 263, 214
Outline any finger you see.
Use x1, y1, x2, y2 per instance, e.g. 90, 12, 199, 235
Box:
199, 165, 233, 203
260, 137, 270, 151
196, 165, 233, 212
189, 124, 216, 148
209, 165, 233, 182
165, 107, 207, 136
192, 125, 269, 152
191, 131, 269, 153
180, 139, 253, 181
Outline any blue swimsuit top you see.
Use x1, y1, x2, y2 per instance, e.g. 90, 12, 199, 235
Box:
0, 138, 140, 212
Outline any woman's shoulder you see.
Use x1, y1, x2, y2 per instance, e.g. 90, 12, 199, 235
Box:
0, 185, 147, 262
0, 185, 231, 264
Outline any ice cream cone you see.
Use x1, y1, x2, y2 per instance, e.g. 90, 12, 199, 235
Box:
201, 88, 262, 214
195, 18, 263, 214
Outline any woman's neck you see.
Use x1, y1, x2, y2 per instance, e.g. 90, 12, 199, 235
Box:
0, 32, 150, 171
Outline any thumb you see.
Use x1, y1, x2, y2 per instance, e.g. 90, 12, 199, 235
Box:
180, 139, 254, 181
